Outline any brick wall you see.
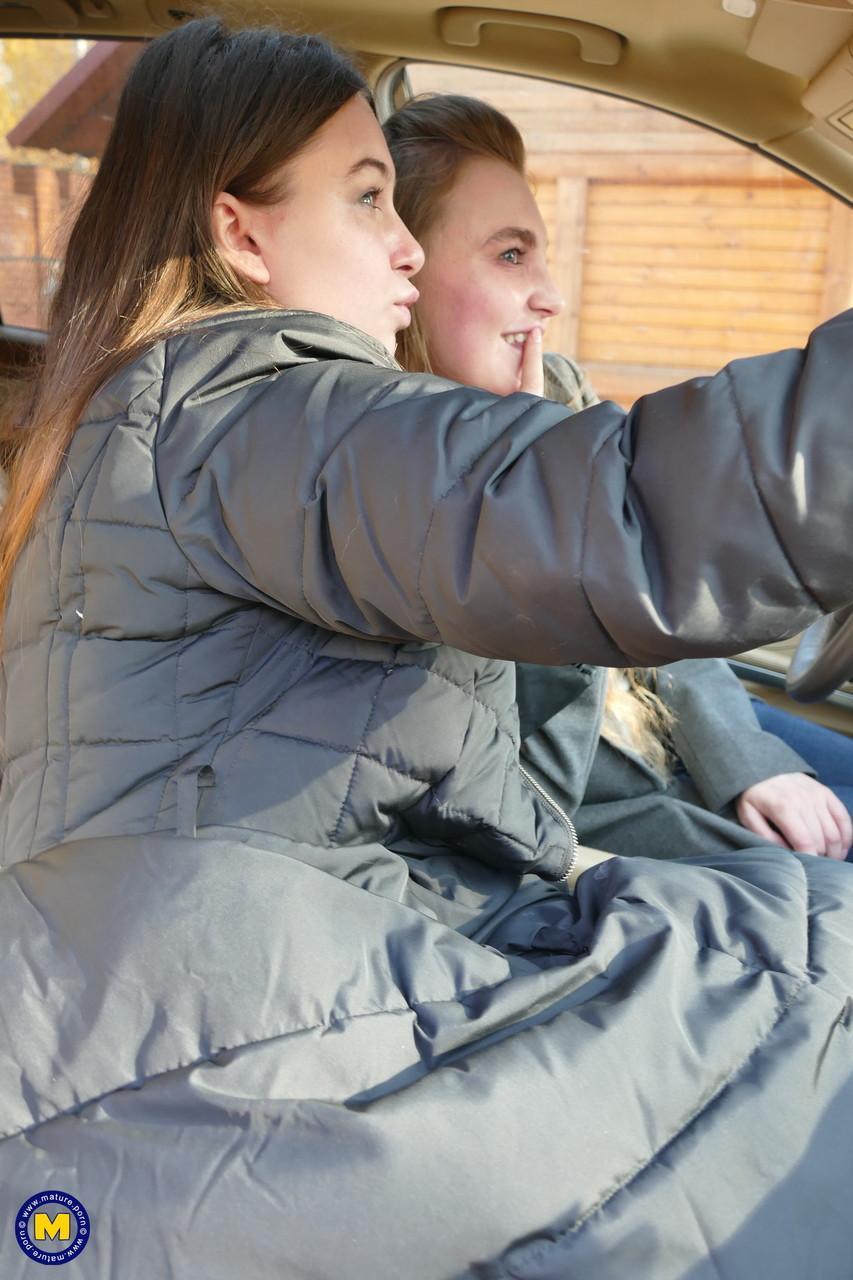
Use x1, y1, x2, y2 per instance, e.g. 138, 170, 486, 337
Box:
0, 160, 89, 329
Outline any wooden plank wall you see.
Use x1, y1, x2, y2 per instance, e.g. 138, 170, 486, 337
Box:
577, 180, 830, 403
407, 65, 853, 406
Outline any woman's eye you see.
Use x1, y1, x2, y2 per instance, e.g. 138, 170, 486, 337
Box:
359, 188, 382, 209
499, 247, 523, 265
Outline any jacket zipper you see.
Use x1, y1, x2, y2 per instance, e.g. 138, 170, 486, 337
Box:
518, 762, 580, 887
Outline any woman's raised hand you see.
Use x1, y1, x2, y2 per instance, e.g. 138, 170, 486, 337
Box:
517, 326, 544, 396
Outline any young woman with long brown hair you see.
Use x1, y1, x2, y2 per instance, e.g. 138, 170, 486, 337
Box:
0, 19, 852, 1279
384, 92, 852, 863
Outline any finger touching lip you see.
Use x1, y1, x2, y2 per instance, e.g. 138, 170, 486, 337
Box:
502, 329, 535, 347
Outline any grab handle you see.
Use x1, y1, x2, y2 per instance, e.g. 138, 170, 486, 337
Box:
438, 7, 623, 65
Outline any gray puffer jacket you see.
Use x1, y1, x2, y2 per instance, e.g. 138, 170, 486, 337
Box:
0, 315, 571, 887
2, 309, 849, 873
2, 309, 853, 1280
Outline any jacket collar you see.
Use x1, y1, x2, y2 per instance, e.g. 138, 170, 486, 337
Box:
84, 308, 403, 424
184, 307, 403, 372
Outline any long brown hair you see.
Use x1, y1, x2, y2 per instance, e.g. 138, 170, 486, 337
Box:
385, 93, 676, 774
0, 18, 367, 630
383, 94, 525, 376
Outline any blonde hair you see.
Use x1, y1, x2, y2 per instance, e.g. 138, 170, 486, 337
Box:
385, 93, 676, 776
601, 669, 675, 778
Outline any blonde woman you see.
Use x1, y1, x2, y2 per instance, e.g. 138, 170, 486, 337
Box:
385, 92, 852, 862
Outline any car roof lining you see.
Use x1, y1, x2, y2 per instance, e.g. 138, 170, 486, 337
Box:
2, 0, 853, 199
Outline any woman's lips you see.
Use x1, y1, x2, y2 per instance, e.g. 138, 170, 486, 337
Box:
394, 288, 420, 325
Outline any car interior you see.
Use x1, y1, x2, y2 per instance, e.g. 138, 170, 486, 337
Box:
1, 0, 852, 731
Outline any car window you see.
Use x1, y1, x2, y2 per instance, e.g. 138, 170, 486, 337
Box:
405, 63, 853, 410
0, 38, 143, 330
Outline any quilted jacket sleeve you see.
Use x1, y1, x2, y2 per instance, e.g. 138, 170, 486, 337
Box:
156, 310, 853, 667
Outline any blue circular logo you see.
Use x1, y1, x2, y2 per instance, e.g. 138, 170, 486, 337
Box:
15, 1191, 91, 1266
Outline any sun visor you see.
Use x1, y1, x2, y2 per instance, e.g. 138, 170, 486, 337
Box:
802, 35, 853, 154
747, 0, 853, 80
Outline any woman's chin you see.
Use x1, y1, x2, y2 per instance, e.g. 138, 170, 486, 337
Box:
475, 370, 517, 396
497, 364, 523, 397
502, 348, 526, 395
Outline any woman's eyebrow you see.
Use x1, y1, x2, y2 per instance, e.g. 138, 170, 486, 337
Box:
484, 226, 538, 248
345, 157, 392, 181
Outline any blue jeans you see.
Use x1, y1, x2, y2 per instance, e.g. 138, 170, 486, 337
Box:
751, 698, 853, 859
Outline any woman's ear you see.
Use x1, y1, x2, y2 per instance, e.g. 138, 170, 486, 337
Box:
211, 192, 271, 287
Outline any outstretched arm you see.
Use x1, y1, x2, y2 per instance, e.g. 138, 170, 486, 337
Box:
159, 310, 853, 667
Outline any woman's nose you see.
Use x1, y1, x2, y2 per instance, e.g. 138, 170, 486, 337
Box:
530, 270, 565, 319
391, 211, 425, 276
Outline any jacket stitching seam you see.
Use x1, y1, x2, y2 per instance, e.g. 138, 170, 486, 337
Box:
64, 517, 173, 532
419, 666, 515, 744
414, 430, 508, 639
213, 652, 321, 795
37, 734, 207, 748
16, 423, 116, 854
578, 977, 809, 1230
298, 506, 313, 629
0, 1002, 417, 1143
414, 499, 442, 640
57, 450, 109, 839
0, 949, 804, 1145
245, 727, 437, 787
191, 819, 397, 856
80, 372, 162, 427
255, 625, 325, 658
151, 339, 203, 822
27, 580, 59, 860
157, 557, 192, 822
498, 972, 810, 1271
296, 383, 405, 629
4, 621, 328, 662
330, 666, 394, 844
215, 611, 265, 769
724, 364, 826, 613
186, 612, 270, 808
55, 445, 112, 852
3, 925, 797, 1147
575, 433, 623, 656
415, 404, 611, 657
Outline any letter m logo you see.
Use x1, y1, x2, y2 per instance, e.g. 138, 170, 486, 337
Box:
33, 1211, 71, 1241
